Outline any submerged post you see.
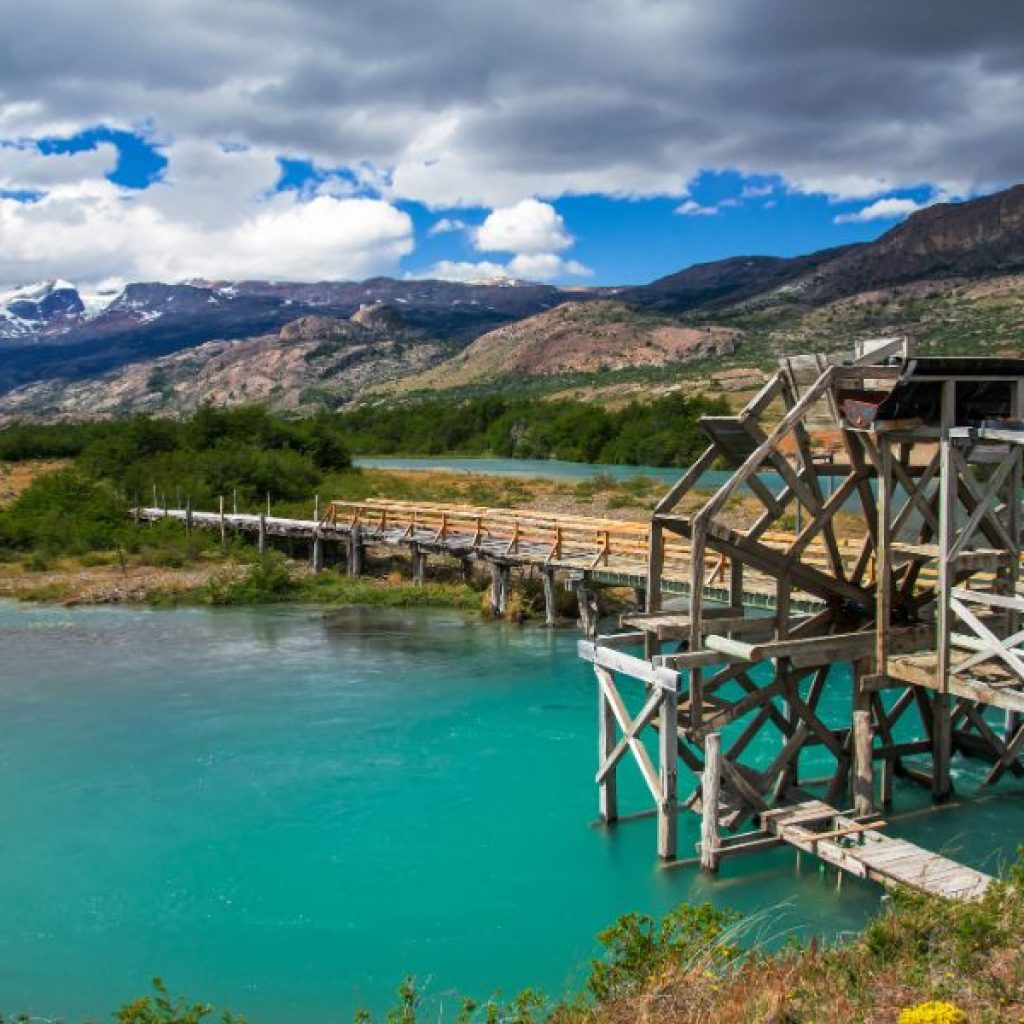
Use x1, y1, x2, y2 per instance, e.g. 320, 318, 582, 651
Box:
597, 669, 618, 824
700, 731, 721, 873
658, 674, 679, 860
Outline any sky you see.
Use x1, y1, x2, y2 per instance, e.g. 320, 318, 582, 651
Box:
0, 0, 1022, 295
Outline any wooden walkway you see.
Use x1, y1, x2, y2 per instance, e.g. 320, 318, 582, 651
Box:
762, 801, 992, 901
136, 499, 836, 611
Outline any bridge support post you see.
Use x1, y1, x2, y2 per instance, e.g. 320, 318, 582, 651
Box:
411, 543, 426, 585
598, 671, 618, 824
658, 673, 680, 860
257, 513, 266, 555
577, 584, 599, 637
219, 495, 226, 546
542, 568, 558, 627
490, 562, 510, 616
853, 709, 874, 816
700, 731, 721, 872
311, 533, 323, 573
348, 525, 364, 576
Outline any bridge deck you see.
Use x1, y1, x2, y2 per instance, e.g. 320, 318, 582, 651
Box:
762, 801, 992, 901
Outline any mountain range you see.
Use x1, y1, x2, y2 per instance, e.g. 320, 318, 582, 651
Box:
3, 184, 1024, 419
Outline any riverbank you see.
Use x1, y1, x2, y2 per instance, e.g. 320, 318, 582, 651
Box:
0, 461, 664, 609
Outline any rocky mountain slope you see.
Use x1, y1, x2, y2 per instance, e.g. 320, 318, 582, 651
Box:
3, 184, 1024, 418
392, 301, 739, 393
0, 303, 448, 420
0, 276, 592, 395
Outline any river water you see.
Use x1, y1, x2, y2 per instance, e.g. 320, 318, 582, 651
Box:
0, 600, 1020, 1021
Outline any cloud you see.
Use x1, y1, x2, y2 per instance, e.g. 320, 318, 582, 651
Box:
475, 199, 572, 253
507, 253, 592, 279
422, 253, 591, 283
427, 216, 468, 236
0, 141, 119, 189
0, 140, 413, 290
2, 1, 1021, 208
420, 259, 510, 282
675, 198, 719, 216
834, 196, 928, 223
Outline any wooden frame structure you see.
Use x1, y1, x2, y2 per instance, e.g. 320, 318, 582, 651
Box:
581, 346, 1024, 879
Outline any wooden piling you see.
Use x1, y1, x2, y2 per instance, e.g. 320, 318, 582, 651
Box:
853, 708, 874, 816
348, 524, 364, 576
219, 495, 226, 545
542, 568, 558, 626
411, 543, 426, 585
598, 676, 618, 824
311, 534, 323, 572
257, 512, 266, 555
700, 731, 721, 872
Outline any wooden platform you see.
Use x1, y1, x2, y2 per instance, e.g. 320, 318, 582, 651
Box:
883, 650, 1024, 713
762, 801, 992, 901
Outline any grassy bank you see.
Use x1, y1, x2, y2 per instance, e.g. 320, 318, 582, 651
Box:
35, 858, 1024, 1023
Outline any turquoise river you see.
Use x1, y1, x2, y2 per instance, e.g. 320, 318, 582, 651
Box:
1, 599, 1021, 1021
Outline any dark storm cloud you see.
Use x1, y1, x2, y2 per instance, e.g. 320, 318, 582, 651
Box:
0, 0, 1021, 203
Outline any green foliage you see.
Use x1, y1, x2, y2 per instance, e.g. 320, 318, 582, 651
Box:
588, 902, 742, 1002
319, 392, 725, 467
204, 552, 299, 605
0, 467, 127, 556
113, 978, 245, 1024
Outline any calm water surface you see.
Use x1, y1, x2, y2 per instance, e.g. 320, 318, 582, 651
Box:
0, 600, 1020, 1021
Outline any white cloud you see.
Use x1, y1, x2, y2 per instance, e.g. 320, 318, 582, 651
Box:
834, 196, 928, 223
427, 216, 469, 236
0, 140, 413, 290
507, 253, 591, 279
475, 199, 572, 254
0, 142, 119, 190
422, 253, 590, 283
675, 198, 719, 216
419, 260, 509, 282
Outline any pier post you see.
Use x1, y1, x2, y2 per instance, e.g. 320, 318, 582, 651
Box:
657, 673, 679, 860
311, 533, 323, 573
853, 709, 874, 816
598, 671, 618, 824
542, 568, 558, 626
700, 731, 721, 873
577, 584, 599, 637
411, 543, 426, 585
258, 512, 266, 555
489, 562, 511, 616
348, 525, 364, 576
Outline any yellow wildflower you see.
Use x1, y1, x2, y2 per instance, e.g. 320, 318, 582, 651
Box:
897, 1001, 966, 1024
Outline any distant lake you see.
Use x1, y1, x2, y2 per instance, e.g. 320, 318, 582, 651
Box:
1, 601, 1017, 1022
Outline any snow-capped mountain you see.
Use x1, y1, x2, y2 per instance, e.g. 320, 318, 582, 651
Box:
0, 280, 86, 339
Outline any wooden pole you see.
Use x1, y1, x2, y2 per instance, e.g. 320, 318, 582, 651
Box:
934, 404, 956, 801
152, 483, 158, 509
314, 493, 320, 523
185, 497, 193, 535
411, 542, 426, 585
853, 708, 874, 816
542, 568, 557, 627
700, 731, 721, 872
258, 512, 266, 555
598, 675, 618, 823
219, 495, 226, 545
232, 488, 238, 515
312, 533, 323, 572
658, 675, 679, 861
266, 491, 271, 517
348, 525, 363, 576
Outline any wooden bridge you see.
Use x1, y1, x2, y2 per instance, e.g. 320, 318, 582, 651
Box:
138, 497, 847, 627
